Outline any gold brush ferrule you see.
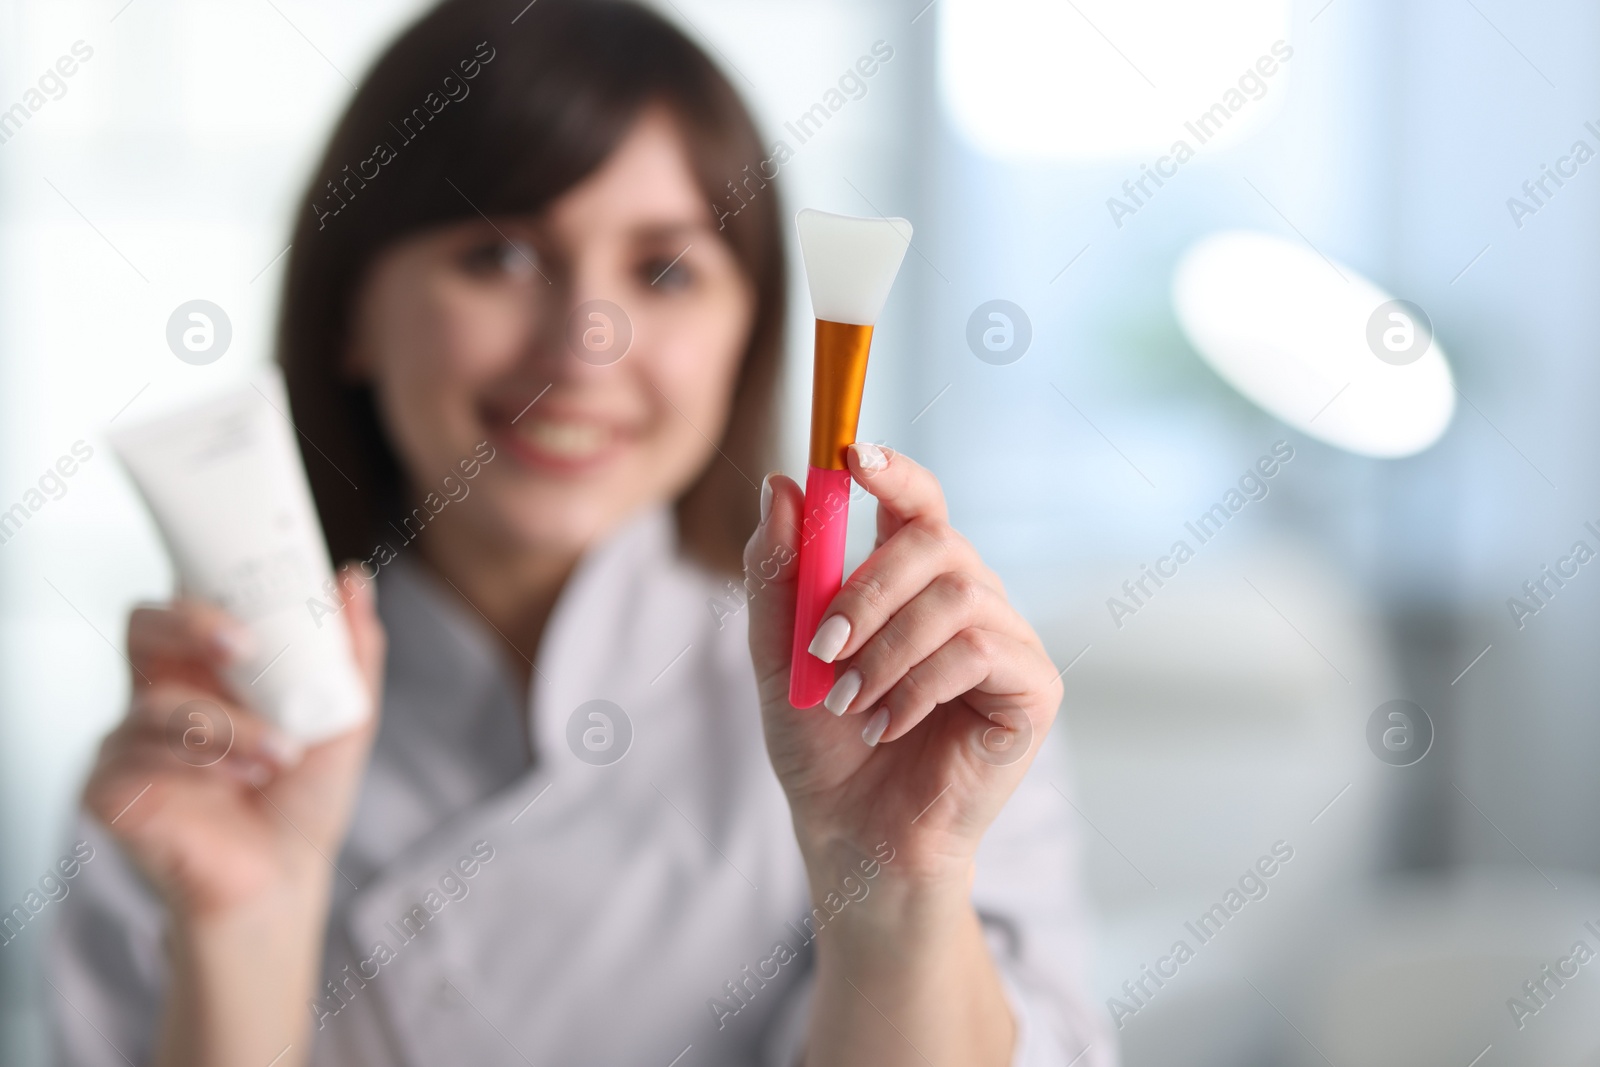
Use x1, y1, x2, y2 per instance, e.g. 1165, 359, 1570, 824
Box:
808, 319, 876, 470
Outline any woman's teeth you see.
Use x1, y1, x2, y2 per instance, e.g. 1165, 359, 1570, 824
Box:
514, 417, 610, 458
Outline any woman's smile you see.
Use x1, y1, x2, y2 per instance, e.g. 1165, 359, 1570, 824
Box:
487, 405, 635, 475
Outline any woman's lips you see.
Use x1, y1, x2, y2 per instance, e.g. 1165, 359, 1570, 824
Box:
490, 411, 627, 474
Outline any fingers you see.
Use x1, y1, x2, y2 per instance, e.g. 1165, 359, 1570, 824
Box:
88, 683, 304, 833
127, 599, 254, 694
863, 628, 1051, 747
801, 445, 1008, 664
804, 522, 1008, 669
742, 472, 806, 692
128, 684, 300, 764
846, 443, 947, 543
820, 570, 1033, 716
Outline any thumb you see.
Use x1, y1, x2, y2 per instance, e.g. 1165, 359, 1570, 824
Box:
742, 472, 804, 698
335, 561, 387, 714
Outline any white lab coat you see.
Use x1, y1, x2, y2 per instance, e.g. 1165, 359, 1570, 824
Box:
47, 506, 1113, 1066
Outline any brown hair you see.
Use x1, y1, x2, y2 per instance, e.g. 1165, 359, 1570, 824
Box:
277, 0, 783, 575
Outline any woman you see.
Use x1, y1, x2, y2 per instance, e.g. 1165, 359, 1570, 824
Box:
48, 1, 1108, 1064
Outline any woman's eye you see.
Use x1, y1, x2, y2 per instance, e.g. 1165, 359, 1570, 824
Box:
642, 255, 694, 291
461, 237, 540, 278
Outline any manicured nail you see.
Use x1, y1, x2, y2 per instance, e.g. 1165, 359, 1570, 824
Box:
759, 472, 775, 525
260, 730, 305, 768
853, 442, 888, 472
824, 668, 862, 716
213, 624, 257, 663
862, 707, 890, 747
808, 615, 851, 663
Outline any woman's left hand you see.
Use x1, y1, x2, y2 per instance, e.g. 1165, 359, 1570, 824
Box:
744, 444, 1062, 892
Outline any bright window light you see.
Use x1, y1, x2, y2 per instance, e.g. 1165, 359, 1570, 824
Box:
938, 0, 1292, 161
1172, 231, 1456, 459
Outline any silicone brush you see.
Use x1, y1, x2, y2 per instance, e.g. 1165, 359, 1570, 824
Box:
789, 208, 913, 708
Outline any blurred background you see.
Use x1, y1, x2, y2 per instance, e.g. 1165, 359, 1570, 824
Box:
2, 0, 1597, 1063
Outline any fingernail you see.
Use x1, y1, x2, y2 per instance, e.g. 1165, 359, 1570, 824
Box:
824, 668, 862, 716
853, 442, 888, 472
213, 625, 257, 663
260, 730, 305, 768
862, 707, 890, 747
808, 615, 851, 663
759, 472, 775, 525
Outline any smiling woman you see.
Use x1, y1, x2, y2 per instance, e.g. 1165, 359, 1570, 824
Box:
280, 0, 784, 580
47, 2, 1103, 1065
340, 103, 761, 593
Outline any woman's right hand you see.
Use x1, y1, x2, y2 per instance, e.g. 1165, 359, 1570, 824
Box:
84, 567, 386, 919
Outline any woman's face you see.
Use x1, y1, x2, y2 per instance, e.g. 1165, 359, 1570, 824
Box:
348, 106, 756, 558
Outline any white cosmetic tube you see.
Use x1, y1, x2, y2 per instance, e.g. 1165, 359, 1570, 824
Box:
111, 372, 370, 742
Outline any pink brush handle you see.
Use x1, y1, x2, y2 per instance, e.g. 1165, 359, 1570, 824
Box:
789, 465, 852, 708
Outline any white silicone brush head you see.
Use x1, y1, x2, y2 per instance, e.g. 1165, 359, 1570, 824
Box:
796, 208, 913, 326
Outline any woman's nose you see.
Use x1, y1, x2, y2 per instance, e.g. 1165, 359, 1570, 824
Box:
522, 263, 635, 377
562, 296, 633, 369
